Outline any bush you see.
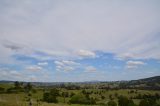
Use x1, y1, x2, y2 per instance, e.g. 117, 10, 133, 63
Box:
43, 88, 59, 103
69, 94, 96, 105
108, 100, 117, 106
6, 88, 18, 93
139, 99, 149, 106
50, 88, 59, 96
139, 99, 159, 106
128, 100, 137, 106
0, 87, 5, 93
118, 96, 129, 106
43, 92, 58, 103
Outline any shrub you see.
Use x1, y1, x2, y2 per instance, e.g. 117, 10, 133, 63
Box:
69, 93, 96, 104
118, 96, 129, 106
108, 100, 117, 106
0, 87, 5, 93
43, 92, 58, 103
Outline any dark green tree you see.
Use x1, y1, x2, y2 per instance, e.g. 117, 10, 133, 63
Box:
139, 99, 149, 106
50, 88, 59, 96
118, 96, 129, 106
24, 83, 32, 92
128, 100, 137, 106
108, 100, 117, 106
69, 94, 95, 104
14, 81, 21, 89
43, 92, 58, 103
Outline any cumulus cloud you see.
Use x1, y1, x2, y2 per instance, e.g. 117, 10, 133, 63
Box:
126, 60, 145, 69
54, 61, 64, 66
85, 66, 97, 72
55, 60, 80, 72
26, 65, 42, 72
61, 60, 80, 65
38, 62, 48, 66
76, 50, 96, 58
0, 68, 24, 81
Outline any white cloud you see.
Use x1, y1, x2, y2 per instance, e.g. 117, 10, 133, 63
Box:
10, 71, 21, 76
0, 66, 52, 82
0, 68, 24, 81
54, 61, 64, 66
56, 65, 74, 72
55, 60, 80, 72
26, 65, 42, 72
0, 1, 160, 81
61, 60, 80, 66
76, 50, 96, 58
0, 0, 160, 62
85, 66, 97, 72
38, 62, 48, 66
28, 75, 37, 82
63, 66, 74, 72
126, 60, 145, 69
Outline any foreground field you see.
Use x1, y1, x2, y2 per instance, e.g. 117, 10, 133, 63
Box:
0, 86, 160, 106
0, 77, 160, 106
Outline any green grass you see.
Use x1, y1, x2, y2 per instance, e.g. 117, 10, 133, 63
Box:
0, 86, 160, 106
0, 84, 14, 89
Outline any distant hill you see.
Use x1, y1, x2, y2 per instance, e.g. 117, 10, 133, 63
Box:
137, 76, 160, 83
0, 76, 160, 89
118, 76, 160, 90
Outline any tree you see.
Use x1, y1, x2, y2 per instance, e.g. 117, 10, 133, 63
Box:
50, 88, 59, 96
70, 92, 75, 97
43, 92, 58, 103
14, 81, 21, 89
108, 100, 117, 106
118, 96, 129, 106
139, 100, 149, 106
109, 94, 114, 100
101, 95, 105, 100
127, 100, 136, 106
62, 91, 69, 103
0, 87, 5, 93
24, 83, 32, 92
69, 94, 95, 105
43, 88, 59, 103
114, 92, 118, 98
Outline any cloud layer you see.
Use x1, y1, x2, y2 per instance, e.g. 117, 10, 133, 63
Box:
1, 0, 160, 62
0, 0, 160, 81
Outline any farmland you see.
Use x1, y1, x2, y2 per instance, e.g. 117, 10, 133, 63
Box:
0, 76, 160, 106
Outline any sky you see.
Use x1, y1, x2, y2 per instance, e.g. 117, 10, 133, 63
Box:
0, 0, 160, 82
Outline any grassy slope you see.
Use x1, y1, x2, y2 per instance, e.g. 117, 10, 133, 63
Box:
0, 83, 160, 106
0, 89, 160, 106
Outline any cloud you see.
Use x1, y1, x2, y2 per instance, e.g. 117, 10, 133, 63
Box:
54, 61, 64, 66
10, 70, 21, 76
0, 66, 52, 82
61, 60, 80, 66
0, 1, 160, 81
28, 75, 37, 82
85, 66, 97, 72
38, 62, 48, 66
0, 0, 160, 62
76, 50, 96, 58
55, 60, 80, 72
2, 42, 23, 51
26, 65, 42, 72
126, 60, 145, 69
0, 68, 24, 81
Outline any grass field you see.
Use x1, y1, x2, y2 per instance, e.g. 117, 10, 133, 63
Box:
0, 83, 160, 106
